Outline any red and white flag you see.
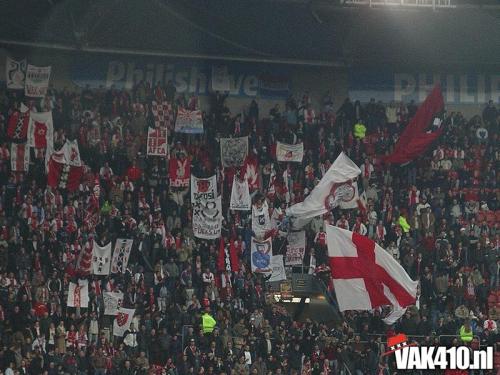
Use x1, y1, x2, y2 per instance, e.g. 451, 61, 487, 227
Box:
7, 103, 29, 142
326, 225, 417, 324
151, 101, 174, 129
47, 140, 84, 192
10, 143, 30, 172
217, 238, 240, 273
243, 155, 260, 192
169, 156, 190, 188
66, 280, 89, 308
27, 110, 54, 152
113, 307, 135, 337
147, 127, 168, 157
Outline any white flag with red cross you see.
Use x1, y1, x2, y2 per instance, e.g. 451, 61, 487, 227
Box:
113, 307, 135, 337
326, 225, 417, 322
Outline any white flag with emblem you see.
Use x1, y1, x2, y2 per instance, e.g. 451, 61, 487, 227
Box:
113, 307, 135, 337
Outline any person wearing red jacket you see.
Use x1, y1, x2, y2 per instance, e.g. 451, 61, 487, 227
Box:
126, 160, 142, 182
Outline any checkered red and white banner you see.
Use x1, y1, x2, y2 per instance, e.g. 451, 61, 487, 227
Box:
151, 101, 174, 129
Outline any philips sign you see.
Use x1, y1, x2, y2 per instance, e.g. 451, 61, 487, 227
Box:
349, 71, 500, 104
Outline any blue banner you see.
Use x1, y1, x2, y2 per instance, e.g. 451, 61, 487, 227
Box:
70, 56, 291, 99
349, 71, 499, 105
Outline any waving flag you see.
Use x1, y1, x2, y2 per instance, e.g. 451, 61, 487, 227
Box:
67, 280, 89, 308
286, 152, 360, 229
384, 85, 444, 164
113, 307, 135, 337
326, 225, 417, 323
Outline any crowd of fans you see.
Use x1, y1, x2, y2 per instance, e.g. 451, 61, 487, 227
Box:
0, 75, 497, 375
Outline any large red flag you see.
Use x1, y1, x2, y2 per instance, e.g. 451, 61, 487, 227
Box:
384, 85, 444, 164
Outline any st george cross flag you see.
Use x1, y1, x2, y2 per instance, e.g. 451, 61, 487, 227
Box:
151, 101, 174, 129
25, 65, 51, 98
113, 307, 135, 337
47, 140, 84, 191
103, 291, 124, 316
6, 57, 27, 89
285, 231, 306, 266
220, 137, 248, 167
67, 280, 89, 308
174, 108, 204, 134
111, 239, 134, 274
147, 127, 168, 157
27, 110, 54, 152
169, 156, 190, 188
7, 104, 30, 142
326, 225, 417, 323
230, 176, 251, 211
92, 242, 112, 275
10, 143, 30, 172
286, 152, 360, 229
276, 142, 304, 163
252, 200, 271, 239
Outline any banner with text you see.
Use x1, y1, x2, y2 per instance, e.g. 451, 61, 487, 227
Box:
25, 65, 51, 98
191, 175, 222, 239
348, 71, 500, 105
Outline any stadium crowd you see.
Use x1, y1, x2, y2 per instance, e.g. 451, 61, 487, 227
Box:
0, 77, 498, 375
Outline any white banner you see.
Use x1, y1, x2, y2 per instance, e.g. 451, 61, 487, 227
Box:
111, 239, 133, 274
10, 143, 30, 172
191, 175, 222, 239
103, 291, 124, 316
113, 307, 135, 337
147, 127, 168, 157
269, 255, 286, 282
230, 176, 251, 211
251, 237, 273, 274
211, 65, 231, 92
285, 231, 306, 266
220, 137, 248, 167
276, 142, 304, 163
6, 57, 27, 89
92, 242, 112, 275
25, 65, 51, 98
175, 108, 204, 134
252, 200, 271, 239
67, 280, 89, 308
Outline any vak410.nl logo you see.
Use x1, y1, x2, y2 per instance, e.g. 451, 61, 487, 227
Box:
383, 334, 494, 371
